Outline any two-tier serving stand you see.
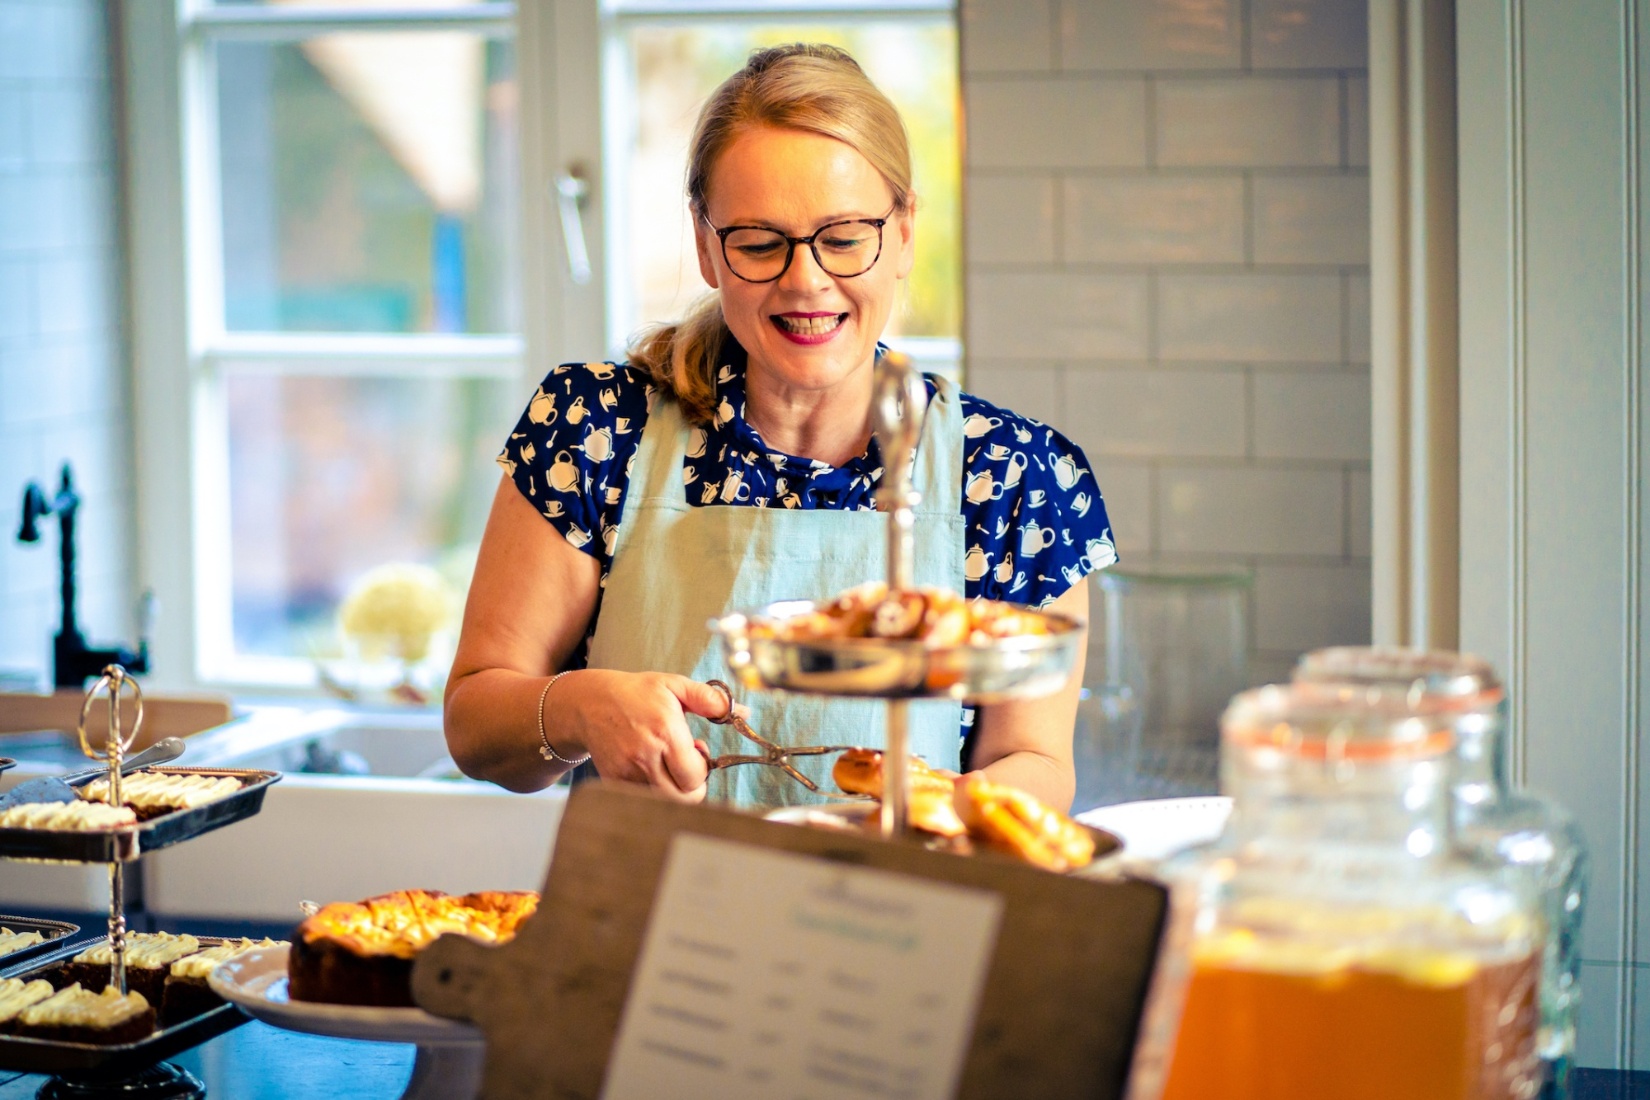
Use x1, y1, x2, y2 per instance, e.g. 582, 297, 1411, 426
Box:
0, 666, 281, 1099
714, 351, 1085, 833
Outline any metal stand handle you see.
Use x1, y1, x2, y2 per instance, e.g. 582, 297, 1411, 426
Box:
77, 665, 143, 995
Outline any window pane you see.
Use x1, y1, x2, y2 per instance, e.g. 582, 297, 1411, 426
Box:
225, 373, 514, 659
619, 22, 960, 344
216, 33, 520, 334
207, 1, 496, 10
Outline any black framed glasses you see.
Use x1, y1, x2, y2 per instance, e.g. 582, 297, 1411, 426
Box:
705, 205, 896, 283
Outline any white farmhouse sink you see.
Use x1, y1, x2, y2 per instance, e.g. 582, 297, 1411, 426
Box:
0, 705, 566, 923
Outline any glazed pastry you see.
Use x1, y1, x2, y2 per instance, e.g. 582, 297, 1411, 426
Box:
0, 977, 54, 1032
290, 890, 538, 1007
832, 748, 967, 838
765, 582, 1058, 647
54, 932, 201, 1007
0, 802, 136, 830
0, 928, 45, 960
79, 772, 242, 820
954, 774, 1096, 873
161, 938, 285, 1024
12, 984, 154, 1045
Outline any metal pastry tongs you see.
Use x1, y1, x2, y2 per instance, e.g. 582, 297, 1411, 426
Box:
699, 679, 859, 795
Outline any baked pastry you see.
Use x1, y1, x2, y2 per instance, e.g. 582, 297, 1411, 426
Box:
765, 582, 1058, 647
55, 932, 201, 1006
12, 984, 154, 1045
832, 749, 967, 838
0, 977, 54, 1033
0, 802, 135, 830
161, 938, 285, 1024
0, 928, 45, 960
290, 890, 538, 1007
954, 774, 1096, 873
79, 772, 242, 821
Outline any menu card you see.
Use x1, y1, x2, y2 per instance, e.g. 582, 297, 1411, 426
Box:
600, 833, 1005, 1100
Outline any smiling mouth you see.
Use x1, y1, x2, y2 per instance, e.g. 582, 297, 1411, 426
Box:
772, 313, 847, 336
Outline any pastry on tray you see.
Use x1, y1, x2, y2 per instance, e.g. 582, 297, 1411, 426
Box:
53, 932, 201, 1007
161, 938, 285, 1025
0, 977, 54, 1033
0, 928, 45, 960
761, 582, 1060, 647
290, 889, 538, 1007
0, 802, 136, 830
11, 984, 154, 1045
79, 771, 243, 821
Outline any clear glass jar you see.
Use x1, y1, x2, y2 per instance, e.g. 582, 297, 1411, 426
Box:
1293, 646, 1588, 1098
1141, 683, 1544, 1100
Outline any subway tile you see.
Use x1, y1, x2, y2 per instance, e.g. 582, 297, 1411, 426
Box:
3, 339, 117, 425
1057, 0, 1240, 72
967, 77, 1147, 169
1346, 75, 1369, 168
0, 4, 46, 83
38, 0, 107, 83
966, 175, 1058, 264
963, 360, 1063, 430
0, 255, 30, 341
1087, 459, 1151, 555
1155, 76, 1342, 168
1065, 366, 1246, 458
1158, 273, 1343, 363
35, 253, 113, 337
26, 82, 109, 167
1253, 561, 1370, 650
1158, 464, 1344, 555
1251, 0, 1368, 70
1063, 175, 1244, 264
968, 271, 1150, 359
1346, 271, 1370, 363
1252, 367, 1370, 461
1346, 467, 1370, 557
0, 88, 24, 172
961, 0, 1055, 74
57, 170, 116, 252
1251, 174, 1370, 265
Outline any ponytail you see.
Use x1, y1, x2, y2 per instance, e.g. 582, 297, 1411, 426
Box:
626, 292, 727, 427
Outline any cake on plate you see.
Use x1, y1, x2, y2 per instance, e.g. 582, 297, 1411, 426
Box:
161, 937, 285, 1024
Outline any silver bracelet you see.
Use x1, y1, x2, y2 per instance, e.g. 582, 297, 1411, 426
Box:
536, 671, 590, 766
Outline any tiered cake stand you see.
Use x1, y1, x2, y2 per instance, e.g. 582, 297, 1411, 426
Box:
0, 666, 280, 1099
714, 351, 1085, 833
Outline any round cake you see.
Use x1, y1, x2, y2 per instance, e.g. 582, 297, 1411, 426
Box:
289, 889, 538, 1007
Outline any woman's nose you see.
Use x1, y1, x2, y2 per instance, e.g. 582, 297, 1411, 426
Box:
779, 241, 834, 293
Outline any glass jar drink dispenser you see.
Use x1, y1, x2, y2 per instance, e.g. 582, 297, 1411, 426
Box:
1078, 568, 1249, 805
1147, 682, 1544, 1100
1293, 647, 1588, 1099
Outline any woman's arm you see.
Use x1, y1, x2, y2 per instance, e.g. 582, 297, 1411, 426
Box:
965, 578, 1089, 811
444, 477, 720, 799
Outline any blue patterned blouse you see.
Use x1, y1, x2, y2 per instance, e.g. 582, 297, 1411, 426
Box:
497, 341, 1116, 667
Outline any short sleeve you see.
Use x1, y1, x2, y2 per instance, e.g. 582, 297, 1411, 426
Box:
496, 362, 651, 572
959, 394, 1116, 608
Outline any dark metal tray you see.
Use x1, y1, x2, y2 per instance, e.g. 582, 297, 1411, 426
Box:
0, 757, 15, 775
0, 936, 251, 1077
0, 915, 78, 972
0, 767, 281, 863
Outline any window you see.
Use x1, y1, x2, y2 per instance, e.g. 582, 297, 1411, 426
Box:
127, 0, 958, 689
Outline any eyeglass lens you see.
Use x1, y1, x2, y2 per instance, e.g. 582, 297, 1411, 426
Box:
721, 220, 883, 282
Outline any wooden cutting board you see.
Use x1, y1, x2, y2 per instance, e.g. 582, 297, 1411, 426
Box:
0, 690, 233, 748
413, 782, 1170, 1100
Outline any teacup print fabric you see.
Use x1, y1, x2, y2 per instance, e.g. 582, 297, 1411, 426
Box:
498, 342, 1116, 615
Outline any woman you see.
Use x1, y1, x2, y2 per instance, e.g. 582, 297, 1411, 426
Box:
445, 44, 1114, 810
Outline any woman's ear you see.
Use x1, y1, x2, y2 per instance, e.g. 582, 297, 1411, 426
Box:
694, 216, 721, 290
894, 195, 917, 281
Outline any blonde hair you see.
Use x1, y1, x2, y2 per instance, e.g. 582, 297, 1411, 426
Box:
627, 43, 914, 426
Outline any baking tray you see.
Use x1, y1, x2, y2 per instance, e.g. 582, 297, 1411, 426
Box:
713, 598, 1085, 701
0, 766, 281, 864
0, 915, 79, 972
0, 935, 253, 1077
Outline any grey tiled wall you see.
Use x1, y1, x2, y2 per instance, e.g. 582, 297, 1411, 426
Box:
0, 0, 133, 688
960, 0, 1371, 685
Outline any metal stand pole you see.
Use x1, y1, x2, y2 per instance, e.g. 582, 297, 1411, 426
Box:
78, 665, 141, 996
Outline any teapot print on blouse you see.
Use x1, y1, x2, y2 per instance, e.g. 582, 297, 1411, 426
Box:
565, 395, 589, 426
1052, 453, 1083, 491
583, 427, 614, 463
547, 451, 580, 493
528, 388, 557, 426
964, 545, 990, 582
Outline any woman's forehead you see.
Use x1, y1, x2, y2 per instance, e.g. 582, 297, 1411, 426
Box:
704, 126, 896, 226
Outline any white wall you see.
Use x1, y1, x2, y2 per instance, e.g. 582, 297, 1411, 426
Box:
1458, 0, 1648, 1071
959, 0, 1372, 687
0, 0, 134, 689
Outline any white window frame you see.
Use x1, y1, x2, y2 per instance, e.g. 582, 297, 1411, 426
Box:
124, 0, 955, 692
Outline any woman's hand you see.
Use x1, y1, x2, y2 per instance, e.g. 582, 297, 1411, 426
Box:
548, 670, 723, 801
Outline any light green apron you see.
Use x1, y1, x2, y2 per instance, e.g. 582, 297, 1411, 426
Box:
585, 374, 966, 808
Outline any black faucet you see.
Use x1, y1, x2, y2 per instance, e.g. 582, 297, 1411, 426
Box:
17, 464, 150, 688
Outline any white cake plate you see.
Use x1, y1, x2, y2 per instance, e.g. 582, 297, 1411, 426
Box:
1076, 796, 1233, 863
210, 945, 482, 1099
